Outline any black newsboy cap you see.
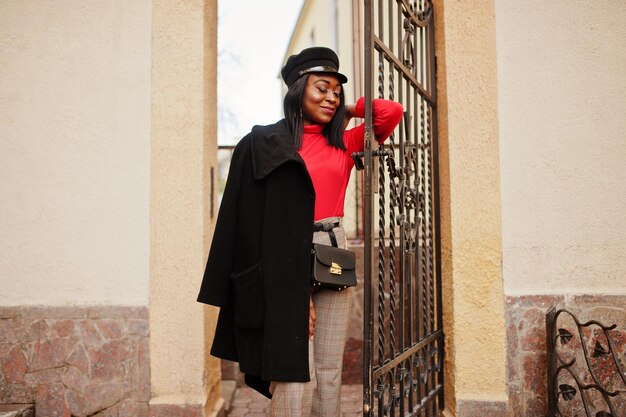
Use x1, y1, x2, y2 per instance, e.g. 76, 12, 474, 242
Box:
281, 47, 348, 87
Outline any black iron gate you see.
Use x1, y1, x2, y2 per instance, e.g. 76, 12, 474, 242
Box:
362, 0, 443, 415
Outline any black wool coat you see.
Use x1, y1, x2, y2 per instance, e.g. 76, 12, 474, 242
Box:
197, 119, 315, 398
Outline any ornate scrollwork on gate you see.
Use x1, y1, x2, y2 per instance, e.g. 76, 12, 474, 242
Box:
363, 0, 442, 416
547, 306, 626, 416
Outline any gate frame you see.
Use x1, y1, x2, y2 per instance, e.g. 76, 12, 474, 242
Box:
362, 0, 444, 415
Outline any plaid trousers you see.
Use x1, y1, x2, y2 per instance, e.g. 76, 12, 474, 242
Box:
269, 218, 355, 417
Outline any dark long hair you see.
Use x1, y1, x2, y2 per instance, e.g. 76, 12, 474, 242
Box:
283, 75, 347, 150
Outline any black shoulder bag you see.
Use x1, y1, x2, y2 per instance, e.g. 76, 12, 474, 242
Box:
311, 223, 357, 291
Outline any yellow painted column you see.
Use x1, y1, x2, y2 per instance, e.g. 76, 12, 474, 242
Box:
433, 0, 507, 415
151, 0, 221, 415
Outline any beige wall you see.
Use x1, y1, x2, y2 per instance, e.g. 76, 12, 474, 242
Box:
496, 1, 626, 296
0, 0, 151, 306
434, 0, 508, 410
150, 0, 221, 413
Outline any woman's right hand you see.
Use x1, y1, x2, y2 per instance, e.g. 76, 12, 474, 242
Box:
309, 297, 316, 339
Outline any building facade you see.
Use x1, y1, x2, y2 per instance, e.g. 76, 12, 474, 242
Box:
1, 1, 222, 416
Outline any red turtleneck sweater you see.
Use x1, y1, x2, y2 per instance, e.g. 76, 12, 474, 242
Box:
298, 97, 403, 221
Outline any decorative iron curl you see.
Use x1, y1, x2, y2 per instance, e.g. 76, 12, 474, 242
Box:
400, 0, 433, 29
400, 17, 415, 70
547, 306, 626, 417
553, 363, 619, 417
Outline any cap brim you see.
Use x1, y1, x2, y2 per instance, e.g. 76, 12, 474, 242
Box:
311, 70, 348, 85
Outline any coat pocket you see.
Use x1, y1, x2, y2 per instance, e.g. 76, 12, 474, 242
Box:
231, 261, 264, 330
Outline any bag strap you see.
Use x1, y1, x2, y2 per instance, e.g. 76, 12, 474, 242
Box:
313, 221, 340, 247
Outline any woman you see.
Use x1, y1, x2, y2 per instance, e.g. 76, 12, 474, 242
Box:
197, 47, 403, 417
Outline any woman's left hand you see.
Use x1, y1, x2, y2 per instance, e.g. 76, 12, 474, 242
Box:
309, 297, 316, 340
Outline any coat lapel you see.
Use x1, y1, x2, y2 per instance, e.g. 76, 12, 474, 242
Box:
250, 120, 305, 180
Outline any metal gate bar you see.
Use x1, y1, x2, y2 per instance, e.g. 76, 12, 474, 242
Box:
363, 1, 443, 416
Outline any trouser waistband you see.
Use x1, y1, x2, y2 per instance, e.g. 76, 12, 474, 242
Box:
312, 221, 340, 233
312, 219, 343, 247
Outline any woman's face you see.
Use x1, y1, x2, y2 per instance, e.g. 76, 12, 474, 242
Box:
302, 74, 342, 126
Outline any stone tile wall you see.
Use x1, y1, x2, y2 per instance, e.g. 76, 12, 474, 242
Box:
506, 295, 626, 417
0, 306, 150, 417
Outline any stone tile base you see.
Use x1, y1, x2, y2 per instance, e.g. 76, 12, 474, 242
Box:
0, 306, 150, 417
149, 403, 204, 417
149, 398, 224, 417
456, 400, 508, 417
